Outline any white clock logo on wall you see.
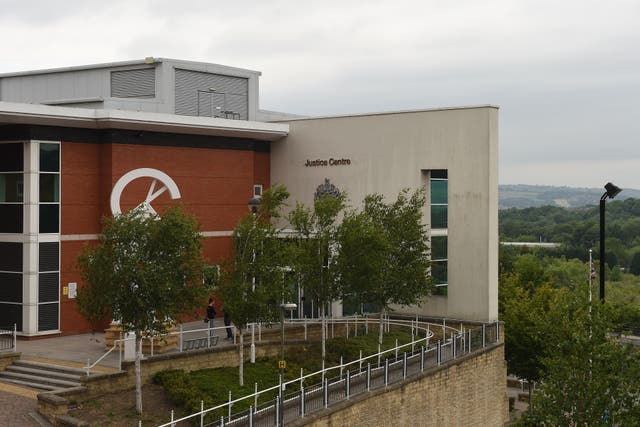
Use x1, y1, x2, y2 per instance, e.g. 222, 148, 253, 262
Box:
110, 168, 181, 216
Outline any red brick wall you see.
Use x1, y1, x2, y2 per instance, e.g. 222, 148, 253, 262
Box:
58, 141, 270, 335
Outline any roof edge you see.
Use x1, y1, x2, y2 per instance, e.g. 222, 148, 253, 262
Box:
271, 104, 500, 123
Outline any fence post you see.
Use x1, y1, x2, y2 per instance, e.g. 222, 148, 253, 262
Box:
304, 317, 307, 341
420, 346, 425, 371
340, 356, 343, 379
346, 369, 350, 399
365, 317, 368, 335
220, 415, 224, 427
442, 318, 446, 338
453, 334, 456, 359
346, 318, 349, 339
275, 395, 280, 426
437, 340, 441, 365
359, 350, 363, 371
355, 316, 358, 337
403, 352, 407, 379
482, 324, 486, 348
395, 339, 398, 358
324, 378, 329, 408
384, 358, 389, 385
170, 410, 174, 426
200, 400, 204, 427
228, 390, 232, 420
13, 324, 17, 352
468, 329, 472, 353
300, 387, 305, 416
322, 359, 325, 383
496, 320, 500, 342
377, 344, 381, 367
367, 363, 371, 391
249, 405, 253, 427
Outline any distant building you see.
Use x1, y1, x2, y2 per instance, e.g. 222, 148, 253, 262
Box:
0, 58, 498, 336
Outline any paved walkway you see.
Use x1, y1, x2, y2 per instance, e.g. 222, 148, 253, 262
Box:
0, 384, 40, 426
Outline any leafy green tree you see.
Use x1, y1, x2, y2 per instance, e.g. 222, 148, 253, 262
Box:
522, 290, 640, 425
288, 193, 346, 360
77, 205, 207, 414
336, 189, 432, 345
630, 251, 640, 275
219, 185, 293, 386
501, 277, 556, 386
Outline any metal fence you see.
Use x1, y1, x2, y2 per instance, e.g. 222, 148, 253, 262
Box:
154, 320, 500, 427
0, 324, 17, 352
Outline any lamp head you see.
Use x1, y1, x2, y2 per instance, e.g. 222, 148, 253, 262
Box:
604, 182, 622, 199
279, 303, 297, 311
248, 197, 261, 213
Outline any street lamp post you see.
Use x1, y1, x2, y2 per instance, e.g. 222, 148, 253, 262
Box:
279, 302, 297, 426
599, 182, 622, 302
248, 197, 261, 363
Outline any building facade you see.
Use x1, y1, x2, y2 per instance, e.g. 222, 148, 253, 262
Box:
0, 59, 498, 337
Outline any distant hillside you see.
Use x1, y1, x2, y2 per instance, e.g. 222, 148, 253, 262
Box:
499, 184, 640, 209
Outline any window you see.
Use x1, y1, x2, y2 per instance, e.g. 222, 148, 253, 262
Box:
431, 236, 448, 296
429, 170, 448, 296
0, 143, 24, 233
430, 170, 447, 229
0, 242, 22, 329
39, 143, 60, 233
253, 184, 263, 198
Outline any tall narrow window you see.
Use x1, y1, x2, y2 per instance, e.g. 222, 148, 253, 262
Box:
0, 143, 24, 233
38, 242, 59, 331
0, 242, 23, 331
39, 143, 60, 233
429, 170, 448, 296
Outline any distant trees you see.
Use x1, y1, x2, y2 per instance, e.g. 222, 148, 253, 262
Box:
499, 198, 640, 272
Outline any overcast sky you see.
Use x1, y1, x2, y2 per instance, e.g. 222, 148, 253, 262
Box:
1, 0, 639, 189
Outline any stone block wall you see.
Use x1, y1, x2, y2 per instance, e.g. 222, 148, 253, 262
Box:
290, 343, 509, 427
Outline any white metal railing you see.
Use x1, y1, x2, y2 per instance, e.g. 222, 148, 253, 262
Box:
85, 315, 472, 373
151, 319, 500, 427
0, 324, 17, 352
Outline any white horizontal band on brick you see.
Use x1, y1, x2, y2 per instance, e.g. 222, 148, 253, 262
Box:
60, 230, 234, 241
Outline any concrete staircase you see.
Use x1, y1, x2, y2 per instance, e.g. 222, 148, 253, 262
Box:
0, 359, 87, 391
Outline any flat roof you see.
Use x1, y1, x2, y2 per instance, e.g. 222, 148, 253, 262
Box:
0, 102, 288, 141
271, 105, 500, 123
0, 57, 261, 78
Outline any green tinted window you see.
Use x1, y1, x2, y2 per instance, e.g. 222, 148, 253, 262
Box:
431, 205, 447, 229
0, 174, 23, 202
431, 169, 447, 179
39, 144, 60, 172
39, 174, 59, 202
430, 180, 447, 204
431, 236, 447, 260
432, 261, 448, 285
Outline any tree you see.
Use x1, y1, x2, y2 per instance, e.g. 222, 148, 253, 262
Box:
288, 193, 346, 360
77, 205, 207, 414
219, 185, 293, 386
630, 251, 640, 275
521, 290, 640, 425
336, 189, 432, 345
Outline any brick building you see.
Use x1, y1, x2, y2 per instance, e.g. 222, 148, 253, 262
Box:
0, 59, 499, 337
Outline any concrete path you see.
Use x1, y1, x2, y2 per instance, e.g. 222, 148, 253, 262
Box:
0, 383, 40, 427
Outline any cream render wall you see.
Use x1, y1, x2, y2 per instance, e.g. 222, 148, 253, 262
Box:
271, 106, 499, 321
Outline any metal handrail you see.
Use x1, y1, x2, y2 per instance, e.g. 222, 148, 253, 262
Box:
153, 319, 500, 427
